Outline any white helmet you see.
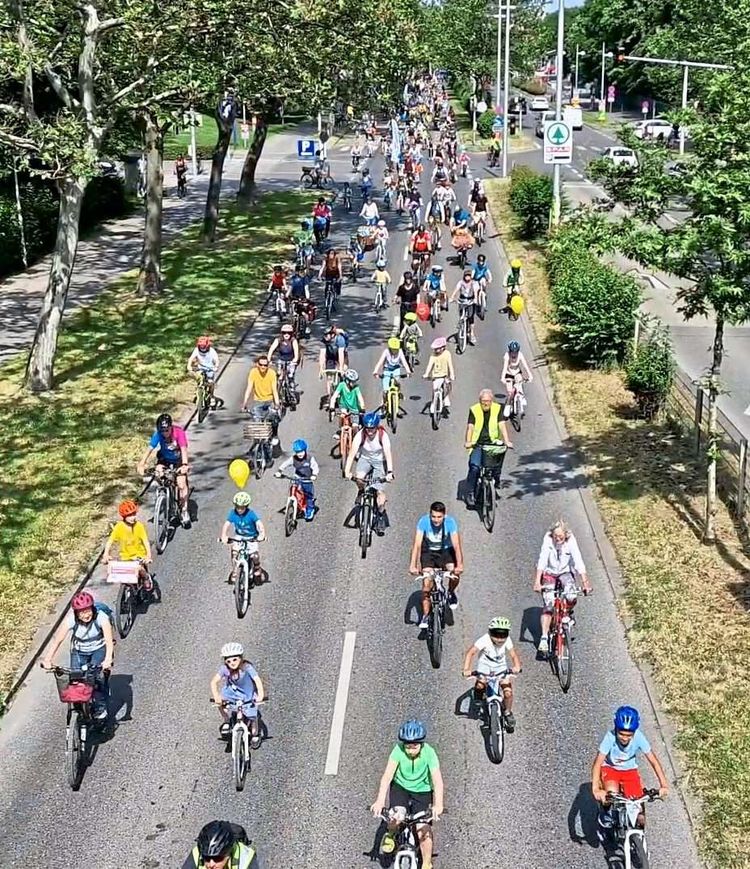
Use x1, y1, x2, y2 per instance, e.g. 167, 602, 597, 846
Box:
221, 642, 244, 659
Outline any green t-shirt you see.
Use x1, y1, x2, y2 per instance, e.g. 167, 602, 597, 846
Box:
294, 229, 314, 247
332, 382, 362, 413
389, 742, 439, 793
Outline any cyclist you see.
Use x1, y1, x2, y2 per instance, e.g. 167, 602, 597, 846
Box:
373, 337, 411, 406
464, 388, 513, 508
431, 156, 448, 184
472, 254, 492, 294
312, 196, 332, 242
422, 264, 447, 314
360, 166, 374, 199
268, 323, 301, 393
409, 223, 432, 273
450, 202, 472, 232
533, 519, 592, 653
137, 412, 191, 527
372, 259, 391, 305
409, 500, 464, 627
292, 220, 315, 271
351, 138, 362, 169
329, 368, 365, 434
210, 642, 265, 743
423, 336, 454, 416
399, 311, 423, 362
268, 263, 288, 298
458, 148, 470, 177
469, 178, 485, 205
181, 820, 260, 869
461, 616, 522, 731
592, 706, 670, 846
240, 355, 280, 446
288, 264, 314, 336
187, 336, 219, 407
449, 269, 479, 346
220, 491, 266, 580
470, 183, 489, 223
406, 184, 423, 227
345, 411, 394, 534
488, 136, 501, 165
504, 258, 525, 311
395, 271, 420, 331
319, 248, 343, 297
360, 194, 380, 226
319, 324, 349, 400
175, 154, 188, 195
501, 340, 533, 419
369, 719, 444, 869
275, 438, 319, 521
103, 500, 152, 588
41, 591, 115, 720
374, 219, 389, 262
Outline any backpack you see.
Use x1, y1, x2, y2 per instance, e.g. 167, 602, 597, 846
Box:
73, 602, 116, 647
228, 822, 250, 846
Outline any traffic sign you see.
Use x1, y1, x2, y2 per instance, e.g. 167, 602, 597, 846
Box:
607, 85, 616, 104
297, 139, 317, 160
641, 100, 649, 115
240, 123, 250, 142
492, 116, 504, 132
543, 120, 572, 164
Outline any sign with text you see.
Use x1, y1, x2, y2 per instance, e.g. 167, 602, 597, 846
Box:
543, 120, 572, 164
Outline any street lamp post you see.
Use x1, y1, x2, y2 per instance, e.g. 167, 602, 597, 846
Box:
574, 45, 585, 93
495, 4, 503, 110
551, 0, 565, 224
501, 2, 513, 178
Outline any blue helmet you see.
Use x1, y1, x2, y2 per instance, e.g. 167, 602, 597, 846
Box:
614, 705, 640, 732
292, 438, 308, 454
362, 411, 381, 429
508, 341, 520, 353
398, 719, 427, 743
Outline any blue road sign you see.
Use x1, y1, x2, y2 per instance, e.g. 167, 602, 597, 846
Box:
297, 139, 317, 159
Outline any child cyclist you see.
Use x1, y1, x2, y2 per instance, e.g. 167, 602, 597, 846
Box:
372, 259, 391, 306
423, 336, 455, 416
591, 705, 669, 845
219, 492, 266, 581
462, 616, 522, 731
210, 642, 265, 746
103, 499, 153, 589
329, 368, 365, 430
399, 311, 423, 361
274, 438, 319, 521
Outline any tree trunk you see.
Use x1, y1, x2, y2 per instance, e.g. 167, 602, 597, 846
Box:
24, 176, 87, 392
237, 114, 268, 204
201, 112, 233, 244
703, 313, 724, 543
137, 112, 164, 294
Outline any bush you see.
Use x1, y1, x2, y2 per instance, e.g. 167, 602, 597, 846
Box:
477, 109, 496, 139
508, 166, 553, 239
163, 142, 215, 161
624, 317, 675, 418
547, 228, 642, 367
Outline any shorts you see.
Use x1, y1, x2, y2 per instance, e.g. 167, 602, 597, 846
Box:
156, 455, 181, 469
389, 783, 432, 817
541, 571, 577, 614
355, 454, 386, 490
382, 367, 401, 391
601, 766, 643, 800
475, 661, 511, 684
420, 547, 456, 570
220, 693, 259, 720
231, 539, 259, 556
196, 367, 217, 382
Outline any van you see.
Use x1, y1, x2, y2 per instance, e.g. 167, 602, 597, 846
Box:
563, 105, 583, 130
576, 89, 592, 110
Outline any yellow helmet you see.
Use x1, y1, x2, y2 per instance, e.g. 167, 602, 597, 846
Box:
511, 259, 522, 270
387, 337, 401, 351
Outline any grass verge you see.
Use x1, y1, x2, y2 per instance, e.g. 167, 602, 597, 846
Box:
486, 177, 750, 868
0, 190, 314, 698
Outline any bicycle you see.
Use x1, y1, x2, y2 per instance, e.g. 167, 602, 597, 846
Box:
222, 537, 265, 618
211, 698, 266, 792
455, 299, 473, 355
605, 789, 662, 869
278, 472, 311, 536
426, 290, 441, 327
475, 280, 488, 321
382, 374, 402, 434
373, 280, 389, 312
176, 173, 187, 198
419, 569, 452, 669
544, 581, 584, 693
194, 371, 213, 422
472, 444, 508, 533
333, 411, 355, 477
505, 377, 527, 433
353, 474, 387, 559
469, 669, 515, 764
324, 278, 338, 320
376, 808, 433, 869
428, 217, 441, 252
428, 377, 448, 431
403, 333, 419, 371
473, 213, 486, 246
341, 182, 353, 212
108, 559, 158, 639
276, 361, 298, 412
383, 187, 394, 211
324, 369, 343, 420
243, 418, 275, 480
48, 665, 107, 790
153, 467, 182, 554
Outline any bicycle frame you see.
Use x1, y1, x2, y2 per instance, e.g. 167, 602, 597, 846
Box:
379, 808, 432, 869
608, 791, 660, 869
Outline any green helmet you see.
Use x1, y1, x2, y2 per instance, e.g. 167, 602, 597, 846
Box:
233, 492, 252, 507
488, 616, 511, 632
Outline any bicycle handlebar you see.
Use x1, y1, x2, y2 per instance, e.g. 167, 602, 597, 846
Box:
377, 808, 434, 824
607, 789, 661, 805
219, 536, 264, 544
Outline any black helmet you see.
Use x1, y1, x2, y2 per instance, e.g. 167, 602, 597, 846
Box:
156, 413, 173, 431
403, 270, 413, 281
477, 254, 486, 264
418, 223, 425, 233
196, 821, 235, 859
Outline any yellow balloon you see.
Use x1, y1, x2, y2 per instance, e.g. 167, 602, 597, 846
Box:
228, 459, 250, 489
510, 295, 525, 316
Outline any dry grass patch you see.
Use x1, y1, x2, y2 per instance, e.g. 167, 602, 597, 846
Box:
487, 178, 750, 868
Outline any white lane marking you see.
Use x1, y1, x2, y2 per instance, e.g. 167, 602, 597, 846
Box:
745, 404, 750, 416
324, 631, 357, 775
403, 244, 410, 262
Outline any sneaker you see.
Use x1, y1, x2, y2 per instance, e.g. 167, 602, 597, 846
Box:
379, 833, 396, 855
181, 508, 191, 527
538, 637, 549, 654
448, 591, 458, 610
465, 492, 476, 508
93, 707, 108, 721
304, 507, 315, 521
271, 436, 280, 446
220, 722, 231, 738
504, 710, 516, 731
418, 614, 430, 630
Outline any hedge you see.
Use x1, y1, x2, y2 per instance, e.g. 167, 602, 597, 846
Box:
508, 166, 553, 239
624, 317, 675, 418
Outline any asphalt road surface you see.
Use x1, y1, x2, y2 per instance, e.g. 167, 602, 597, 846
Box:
0, 138, 700, 869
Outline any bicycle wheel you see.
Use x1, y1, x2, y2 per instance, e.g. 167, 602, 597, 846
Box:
197, 385, 210, 423
457, 317, 467, 354
115, 582, 136, 638
253, 443, 266, 480
631, 834, 650, 869
284, 498, 297, 537
359, 500, 371, 559
154, 490, 170, 554
478, 290, 487, 321
398, 857, 413, 869
234, 559, 250, 619
431, 389, 442, 431
301, 173, 314, 189
66, 711, 83, 790
325, 291, 334, 320
488, 701, 505, 764
233, 727, 248, 791
388, 390, 398, 434
428, 604, 443, 669
511, 394, 522, 432
340, 429, 351, 477
557, 626, 573, 692
481, 477, 495, 532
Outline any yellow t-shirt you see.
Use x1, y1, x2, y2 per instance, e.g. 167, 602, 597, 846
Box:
108, 520, 149, 560
248, 367, 277, 402
429, 351, 452, 379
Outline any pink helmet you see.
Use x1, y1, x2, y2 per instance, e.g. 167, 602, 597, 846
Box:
71, 591, 94, 612
431, 336, 447, 350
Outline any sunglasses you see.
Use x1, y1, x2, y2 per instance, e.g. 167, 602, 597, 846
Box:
224, 655, 242, 662
489, 631, 509, 640
257, 362, 269, 368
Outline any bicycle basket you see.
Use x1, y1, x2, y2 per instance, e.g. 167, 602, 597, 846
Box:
55, 671, 95, 704
481, 446, 507, 468
243, 421, 274, 441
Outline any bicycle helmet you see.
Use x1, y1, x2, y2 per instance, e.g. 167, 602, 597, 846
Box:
196, 821, 235, 859
404, 312, 417, 324
196, 336, 211, 350
376, 259, 387, 268
508, 341, 520, 353
71, 591, 95, 612
156, 412, 173, 431
614, 705, 640, 732
221, 642, 244, 659
510, 258, 522, 269
488, 616, 511, 632
233, 492, 252, 508
477, 254, 486, 264
118, 499, 138, 519
362, 411, 381, 429
377, 219, 386, 227
281, 323, 294, 334
292, 438, 308, 454
463, 268, 473, 279
387, 337, 401, 351
430, 336, 447, 350
431, 265, 443, 274
345, 369, 360, 383
398, 719, 427, 743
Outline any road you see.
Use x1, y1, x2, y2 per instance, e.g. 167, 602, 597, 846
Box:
0, 137, 700, 868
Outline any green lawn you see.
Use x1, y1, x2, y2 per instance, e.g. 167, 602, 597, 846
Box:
165, 113, 309, 157
0, 191, 314, 698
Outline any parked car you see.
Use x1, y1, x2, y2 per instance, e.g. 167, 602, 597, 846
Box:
563, 105, 583, 130
602, 146, 638, 168
531, 96, 550, 112
633, 118, 689, 142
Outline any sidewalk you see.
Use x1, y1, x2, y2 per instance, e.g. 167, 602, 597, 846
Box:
0, 122, 336, 364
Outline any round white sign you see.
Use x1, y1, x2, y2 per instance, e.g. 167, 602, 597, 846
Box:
476, 100, 488, 114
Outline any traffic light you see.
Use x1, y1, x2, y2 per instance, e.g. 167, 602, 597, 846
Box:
615, 44, 626, 65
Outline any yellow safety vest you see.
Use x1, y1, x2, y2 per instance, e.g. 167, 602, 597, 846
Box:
468, 402, 502, 446
192, 843, 255, 869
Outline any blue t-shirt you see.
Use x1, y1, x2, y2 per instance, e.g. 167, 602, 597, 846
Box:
417, 514, 458, 551
454, 208, 470, 224
291, 274, 308, 297
226, 508, 261, 538
425, 274, 442, 290
219, 661, 259, 703
598, 728, 651, 771
473, 264, 489, 280
149, 428, 185, 463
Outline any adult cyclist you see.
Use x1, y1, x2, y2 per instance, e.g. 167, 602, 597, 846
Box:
345, 411, 394, 534
187, 336, 220, 407
319, 325, 349, 401
422, 265, 447, 314
181, 820, 261, 869
267, 323, 301, 393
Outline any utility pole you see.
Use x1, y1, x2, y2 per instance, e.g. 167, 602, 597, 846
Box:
190, 107, 198, 177
495, 4, 503, 110
551, 0, 565, 224
574, 44, 585, 93
501, 2, 513, 178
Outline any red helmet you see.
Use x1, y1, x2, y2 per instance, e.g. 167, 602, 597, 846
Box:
118, 499, 138, 519
197, 336, 211, 350
71, 591, 95, 612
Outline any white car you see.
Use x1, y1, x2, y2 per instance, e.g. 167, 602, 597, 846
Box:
633, 118, 688, 141
602, 147, 638, 168
531, 96, 550, 112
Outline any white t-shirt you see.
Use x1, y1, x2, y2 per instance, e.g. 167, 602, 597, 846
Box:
357, 428, 390, 458
474, 633, 514, 672
65, 610, 109, 654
